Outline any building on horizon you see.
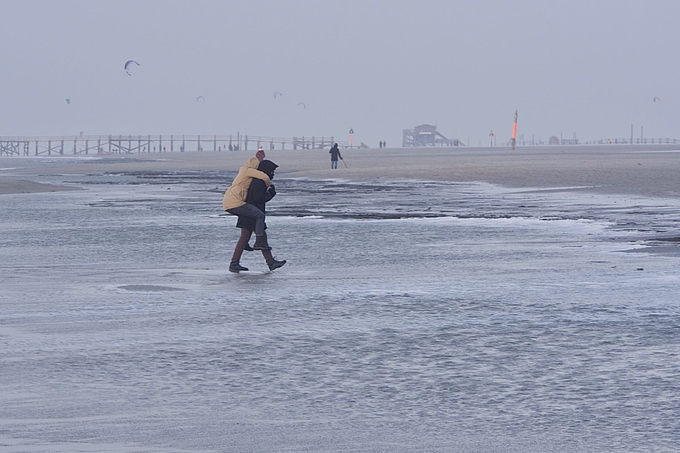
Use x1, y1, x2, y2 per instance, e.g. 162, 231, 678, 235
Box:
402, 124, 463, 147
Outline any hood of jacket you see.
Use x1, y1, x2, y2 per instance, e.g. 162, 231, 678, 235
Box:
244, 157, 260, 169
258, 159, 278, 177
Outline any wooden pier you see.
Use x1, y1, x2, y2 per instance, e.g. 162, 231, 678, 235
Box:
0, 134, 345, 157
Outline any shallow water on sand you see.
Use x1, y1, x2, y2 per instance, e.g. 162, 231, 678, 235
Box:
1, 171, 680, 452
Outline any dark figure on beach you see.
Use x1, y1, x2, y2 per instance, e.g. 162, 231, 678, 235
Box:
242, 147, 267, 252
329, 143, 343, 169
229, 160, 286, 273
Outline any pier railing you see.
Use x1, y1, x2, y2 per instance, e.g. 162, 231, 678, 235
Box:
581, 138, 680, 145
0, 134, 345, 157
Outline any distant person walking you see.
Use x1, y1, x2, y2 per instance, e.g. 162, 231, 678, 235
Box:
329, 143, 343, 169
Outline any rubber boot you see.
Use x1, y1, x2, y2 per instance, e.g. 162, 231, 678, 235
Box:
229, 262, 249, 273
268, 259, 286, 271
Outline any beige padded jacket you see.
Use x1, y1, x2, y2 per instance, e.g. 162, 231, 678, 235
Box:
222, 157, 271, 211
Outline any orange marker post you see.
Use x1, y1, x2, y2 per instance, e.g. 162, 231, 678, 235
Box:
511, 110, 518, 150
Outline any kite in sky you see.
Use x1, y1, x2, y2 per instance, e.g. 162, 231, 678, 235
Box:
124, 60, 140, 76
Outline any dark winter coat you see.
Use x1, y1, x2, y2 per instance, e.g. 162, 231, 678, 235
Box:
329, 145, 342, 161
236, 160, 278, 231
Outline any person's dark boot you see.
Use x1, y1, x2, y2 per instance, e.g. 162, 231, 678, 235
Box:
253, 235, 272, 251
229, 261, 249, 273
244, 243, 254, 252
267, 259, 286, 271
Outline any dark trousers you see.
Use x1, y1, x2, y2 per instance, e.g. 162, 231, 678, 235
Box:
226, 204, 265, 236
231, 229, 273, 264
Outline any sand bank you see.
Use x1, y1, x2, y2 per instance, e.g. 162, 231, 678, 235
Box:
0, 178, 80, 195
1, 145, 679, 198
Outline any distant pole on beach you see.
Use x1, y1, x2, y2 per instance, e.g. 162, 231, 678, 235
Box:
349, 128, 354, 149
631, 124, 633, 144
511, 110, 518, 150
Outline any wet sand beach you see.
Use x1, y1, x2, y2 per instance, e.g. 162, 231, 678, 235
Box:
2, 144, 680, 197
2, 145, 680, 452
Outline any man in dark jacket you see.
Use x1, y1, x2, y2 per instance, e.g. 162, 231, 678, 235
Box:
329, 143, 342, 169
229, 160, 286, 273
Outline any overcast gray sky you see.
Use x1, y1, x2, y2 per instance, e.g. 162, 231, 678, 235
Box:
1, 0, 678, 146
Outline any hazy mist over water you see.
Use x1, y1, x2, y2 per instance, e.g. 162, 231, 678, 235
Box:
2, 1, 680, 146
1, 170, 680, 452
3, 1, 680, 450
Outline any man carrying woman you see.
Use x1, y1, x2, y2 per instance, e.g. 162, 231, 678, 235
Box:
227, 159, 286, 273
222, 155, 286, 273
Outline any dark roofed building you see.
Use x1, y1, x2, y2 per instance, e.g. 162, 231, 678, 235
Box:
402, 124, 462, 147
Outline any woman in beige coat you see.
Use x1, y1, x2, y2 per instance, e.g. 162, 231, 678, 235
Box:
223, 157, 272, 250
